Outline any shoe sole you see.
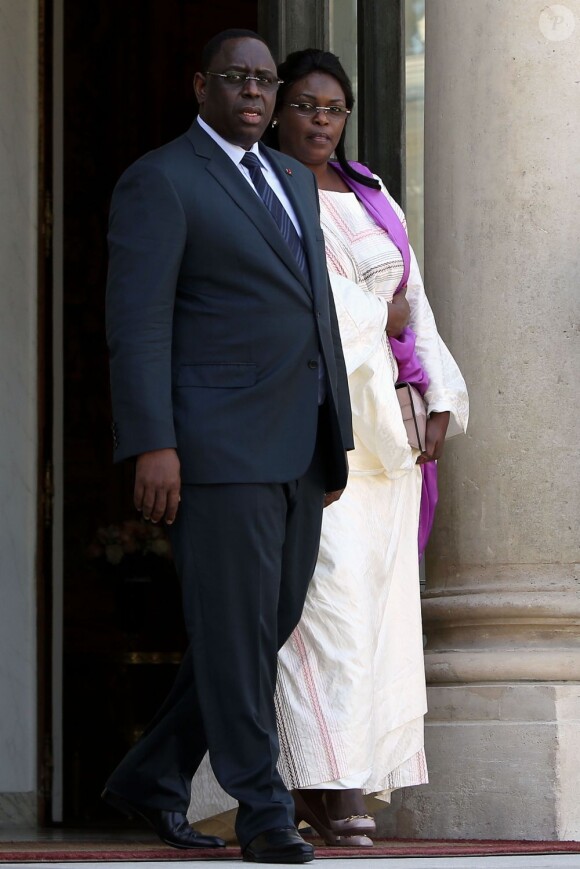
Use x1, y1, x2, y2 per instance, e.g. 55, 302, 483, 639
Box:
243, 851, 314, 863
335, 835, 374, 848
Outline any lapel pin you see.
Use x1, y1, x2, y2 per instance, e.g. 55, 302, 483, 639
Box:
285, 168, 293, 176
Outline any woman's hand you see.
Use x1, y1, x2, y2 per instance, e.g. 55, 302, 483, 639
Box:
416, 411, 450, 464
386, 288, 410, 337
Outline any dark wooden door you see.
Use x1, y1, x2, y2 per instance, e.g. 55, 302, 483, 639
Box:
58, 0, 257, 825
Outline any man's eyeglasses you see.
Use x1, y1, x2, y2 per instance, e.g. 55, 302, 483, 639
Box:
205, 71, 284, 91
284, 103, 351, 119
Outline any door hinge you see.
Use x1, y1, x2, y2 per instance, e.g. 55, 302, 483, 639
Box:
43, 190, 53, 258
40, 732, 54, 800
43, 459, 54, 529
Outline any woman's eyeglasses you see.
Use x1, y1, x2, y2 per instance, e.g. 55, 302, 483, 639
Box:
284, 103, 351, 119
205, 71, 284, 91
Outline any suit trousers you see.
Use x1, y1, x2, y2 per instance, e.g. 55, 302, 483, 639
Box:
105, 432, 326, 848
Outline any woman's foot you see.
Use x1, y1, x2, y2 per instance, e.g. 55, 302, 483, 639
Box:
324, 789, 376, 840
293, 789, 375, 848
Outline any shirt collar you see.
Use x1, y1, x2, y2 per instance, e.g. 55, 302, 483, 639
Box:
196, 116, 263, 167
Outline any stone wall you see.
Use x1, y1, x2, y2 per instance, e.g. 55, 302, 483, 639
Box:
378, 0, 580, 841
0, 0, 39, 824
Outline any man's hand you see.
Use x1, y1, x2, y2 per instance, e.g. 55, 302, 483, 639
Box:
323, 452, 348, 507
324, 488, 345, 508
386, 288, 410, 338
134, 448, 181, 524
416, 411, 450, 464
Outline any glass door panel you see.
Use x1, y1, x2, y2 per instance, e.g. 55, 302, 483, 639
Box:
329, 0, 358, 158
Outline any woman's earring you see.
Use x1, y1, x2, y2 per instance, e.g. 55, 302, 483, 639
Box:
271, 118, 279, 128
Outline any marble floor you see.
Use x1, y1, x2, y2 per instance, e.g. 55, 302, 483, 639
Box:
2, 857, 580, 868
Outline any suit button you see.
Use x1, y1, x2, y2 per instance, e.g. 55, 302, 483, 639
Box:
307, 359, 318, 369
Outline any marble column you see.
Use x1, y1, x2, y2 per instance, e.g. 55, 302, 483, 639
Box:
377, 0, 580, 841
0, 0, 39, 824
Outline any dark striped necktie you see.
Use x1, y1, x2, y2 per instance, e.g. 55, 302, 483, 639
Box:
241, 151, 308, 277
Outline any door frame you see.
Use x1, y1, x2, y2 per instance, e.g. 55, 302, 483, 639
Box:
37, 0, 65, 824
36, 0, 54, 826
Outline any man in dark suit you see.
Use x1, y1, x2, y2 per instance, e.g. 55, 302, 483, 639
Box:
102, 29, 353, 863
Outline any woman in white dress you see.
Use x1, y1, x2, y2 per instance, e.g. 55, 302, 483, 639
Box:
268, 50, 468, 846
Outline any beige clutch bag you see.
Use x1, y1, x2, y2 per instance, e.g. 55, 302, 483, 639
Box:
395, 382, 427, 452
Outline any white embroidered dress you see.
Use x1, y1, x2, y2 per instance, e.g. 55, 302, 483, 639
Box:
275, 184, 468, 801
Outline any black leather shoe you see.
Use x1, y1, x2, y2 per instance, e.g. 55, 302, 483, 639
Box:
243, 826, 314, 863
101, 787, 226, 849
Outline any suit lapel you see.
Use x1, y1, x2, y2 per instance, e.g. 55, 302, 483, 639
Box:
185, 124, 311, 293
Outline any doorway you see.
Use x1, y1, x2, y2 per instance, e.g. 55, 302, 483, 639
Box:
53, 0, 258, 825
46, 0, 407, 827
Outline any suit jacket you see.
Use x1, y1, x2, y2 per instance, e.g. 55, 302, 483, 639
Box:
106, 121, 353, 490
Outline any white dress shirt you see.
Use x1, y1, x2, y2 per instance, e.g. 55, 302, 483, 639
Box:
196, 116, 303, 237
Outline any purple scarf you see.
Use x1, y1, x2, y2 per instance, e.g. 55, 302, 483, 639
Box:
330, 161, 438, 558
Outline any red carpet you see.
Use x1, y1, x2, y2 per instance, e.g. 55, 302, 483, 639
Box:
1, 838, 580, 862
